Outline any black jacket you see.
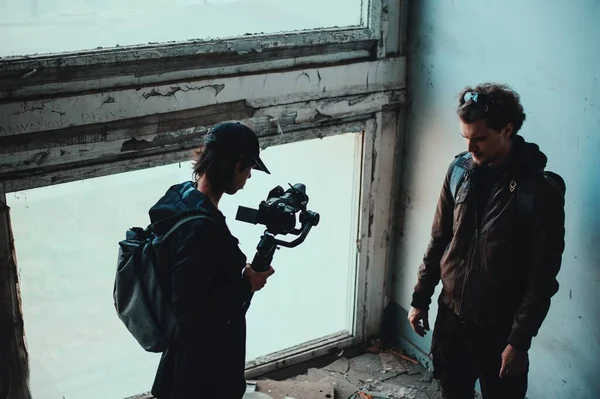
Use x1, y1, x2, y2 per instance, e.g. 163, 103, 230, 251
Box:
149, 181, 252, 399
411, 136, 566, 351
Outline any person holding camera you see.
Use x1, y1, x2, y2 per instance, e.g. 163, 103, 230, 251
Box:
148, 122, 275, 399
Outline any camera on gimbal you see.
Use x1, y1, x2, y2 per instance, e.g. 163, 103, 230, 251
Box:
235, 183, 320, 273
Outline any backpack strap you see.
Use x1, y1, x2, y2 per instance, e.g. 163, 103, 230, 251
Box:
161, 214, 215, 242
516, 170, 566, 219
543, 171, 566, 196
449, 152, 471, 201
517, 176, 538, 218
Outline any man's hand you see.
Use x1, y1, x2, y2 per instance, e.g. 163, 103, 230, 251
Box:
499, 344, 529, 379
408, 307, 430, 337
243, 264, 275, 292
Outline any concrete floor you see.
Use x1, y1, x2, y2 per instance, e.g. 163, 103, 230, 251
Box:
245, 351, 444, 399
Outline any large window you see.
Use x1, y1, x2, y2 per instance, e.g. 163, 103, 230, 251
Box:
0, 0, 365, 57
8, 132, 363, 399
0, 1, 403, 397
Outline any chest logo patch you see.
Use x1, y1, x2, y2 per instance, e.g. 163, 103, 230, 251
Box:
509, 179, 517, 193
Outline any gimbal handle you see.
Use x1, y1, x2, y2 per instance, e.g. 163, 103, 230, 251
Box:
250, 233, 277, 272
243, 214, 320, 313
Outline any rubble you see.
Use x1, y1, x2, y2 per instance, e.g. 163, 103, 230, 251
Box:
277, 346, 441, 399
245, 379, 334, 399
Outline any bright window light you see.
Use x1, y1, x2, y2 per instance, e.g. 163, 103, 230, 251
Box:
8, 132, 363, 399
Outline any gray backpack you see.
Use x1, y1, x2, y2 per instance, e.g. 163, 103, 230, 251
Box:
113, 213, 214, 352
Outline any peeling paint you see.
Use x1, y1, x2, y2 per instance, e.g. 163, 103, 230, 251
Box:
23, 151, 50, 166
22, 68, 37, 79
120, 137, 152, 152
142, 87, 182, 99
296, 72, 311, 84
0, 90, 406, 185
1, 58, 406, 137
101, 97, 115, 106
348, 94, 369, 106
0, 29, 376, 101
277, 111, 299, 127
313, 109, 333, 122
181, 84, 225, 96
3, 120, 368, 193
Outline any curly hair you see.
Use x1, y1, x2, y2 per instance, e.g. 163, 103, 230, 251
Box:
456, 83, 527, 136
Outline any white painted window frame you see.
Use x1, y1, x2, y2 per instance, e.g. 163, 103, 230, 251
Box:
244, 110, 402, 380
0, 0, 397, 101
0, 0, 407, 397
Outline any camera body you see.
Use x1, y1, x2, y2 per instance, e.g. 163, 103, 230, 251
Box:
235, 183, 320, 275
236, 183, 319, 236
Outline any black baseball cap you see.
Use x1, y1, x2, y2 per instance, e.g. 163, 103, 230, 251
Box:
203, 122, 271, 174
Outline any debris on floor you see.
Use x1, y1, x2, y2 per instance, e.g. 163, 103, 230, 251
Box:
257, 342, 443, 399
244, 380, 334, 399
379, 352, 408, 373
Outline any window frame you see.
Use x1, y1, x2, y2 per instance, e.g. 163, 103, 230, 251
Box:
0, 0, 390, 101
244, 111, 402, 380
0, 110, 401, 398
0, 0, 407, 396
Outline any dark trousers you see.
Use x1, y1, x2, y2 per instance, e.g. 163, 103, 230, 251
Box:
431, 302, 528, 399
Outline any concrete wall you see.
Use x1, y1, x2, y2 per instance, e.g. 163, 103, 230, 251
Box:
391, 1, 600, 398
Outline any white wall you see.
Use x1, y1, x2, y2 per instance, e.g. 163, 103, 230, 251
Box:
393, 1, 600, 398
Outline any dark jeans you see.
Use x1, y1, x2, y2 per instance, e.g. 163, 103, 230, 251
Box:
431, 302, 528, 399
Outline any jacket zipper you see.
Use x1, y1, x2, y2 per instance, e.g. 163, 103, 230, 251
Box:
458, 173, 502, 317
472, 173, 511, 317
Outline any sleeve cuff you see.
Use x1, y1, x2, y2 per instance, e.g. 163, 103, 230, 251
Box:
410, 291, 431, 310
241, 269, 252, 296
508, 329, 532, 351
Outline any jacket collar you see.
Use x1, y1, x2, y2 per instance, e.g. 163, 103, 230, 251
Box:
461, 138, 525, 174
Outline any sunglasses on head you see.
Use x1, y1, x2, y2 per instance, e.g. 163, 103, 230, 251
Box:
462, 91, 490, 113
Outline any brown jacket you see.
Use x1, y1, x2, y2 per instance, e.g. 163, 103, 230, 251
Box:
411, 136, 566, 351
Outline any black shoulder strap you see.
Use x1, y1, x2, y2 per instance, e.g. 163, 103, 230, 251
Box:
544, 171, 566, 196
161, 214, 214, 242
517, 170, 565, 218
517, 176, 538, 218
449, 152, 471, 200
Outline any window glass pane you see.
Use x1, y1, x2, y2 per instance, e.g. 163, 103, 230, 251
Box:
0, 0, 364, 58
8, 132, 362, 399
